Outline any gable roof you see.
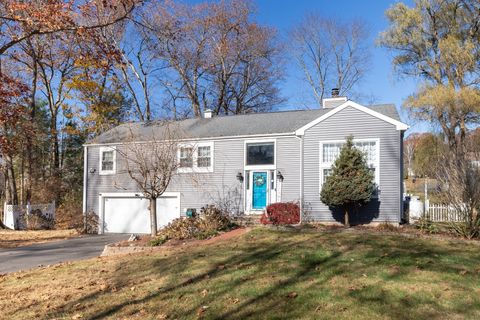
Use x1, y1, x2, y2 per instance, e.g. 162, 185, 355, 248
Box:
295, 101, 409, 135
87, 102, 406, 145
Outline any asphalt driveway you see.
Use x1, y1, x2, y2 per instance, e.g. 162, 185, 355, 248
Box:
0, 234, 127, 274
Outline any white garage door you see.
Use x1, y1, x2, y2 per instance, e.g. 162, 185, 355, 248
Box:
103, 194, 180, 234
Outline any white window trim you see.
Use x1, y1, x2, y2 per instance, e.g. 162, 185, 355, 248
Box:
99, 146, 116, 175
318, 138, 380, 196
177, 141, 214, 173
244, 139, 277, 170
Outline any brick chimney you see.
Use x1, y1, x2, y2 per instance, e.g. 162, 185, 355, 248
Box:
322, 88, 347, 108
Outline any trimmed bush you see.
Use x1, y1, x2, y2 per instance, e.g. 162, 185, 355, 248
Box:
82, 211, 99, 234
149, 234, 169, 247
260, 202, 300, 225
150, 205, 236, 245
160, 217, 202, 240
55, 191, 83, 230
198, 205, 233, 232
26, 211, 54, 230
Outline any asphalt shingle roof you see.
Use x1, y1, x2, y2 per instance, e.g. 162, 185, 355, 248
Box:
88, 104, 401, 145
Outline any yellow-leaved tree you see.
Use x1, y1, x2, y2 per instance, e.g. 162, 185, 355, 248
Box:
379, 0, 480, 154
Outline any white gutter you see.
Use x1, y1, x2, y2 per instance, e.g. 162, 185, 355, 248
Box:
82, 132, 297, 147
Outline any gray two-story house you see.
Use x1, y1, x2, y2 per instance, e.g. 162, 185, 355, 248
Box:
83, 97, 408, 234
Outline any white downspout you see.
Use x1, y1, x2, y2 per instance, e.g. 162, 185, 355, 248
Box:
292, 134, 304, 226
82, 146, 88, 225
299, 135, 304, 224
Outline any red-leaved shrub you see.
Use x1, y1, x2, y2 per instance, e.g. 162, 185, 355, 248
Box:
260, 202, 300, 225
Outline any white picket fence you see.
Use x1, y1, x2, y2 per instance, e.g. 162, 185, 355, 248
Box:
424, 202, 463, 222
2, 202, 55, 230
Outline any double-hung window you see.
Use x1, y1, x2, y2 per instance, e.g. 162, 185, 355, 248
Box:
178, 142, 214, 172
179, 147, 193, 168
319, 139, 379, 195
99, 146, 116, 175
197, 146, 211, 168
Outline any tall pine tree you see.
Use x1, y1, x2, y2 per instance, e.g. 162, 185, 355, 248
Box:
320, 136, 375, 227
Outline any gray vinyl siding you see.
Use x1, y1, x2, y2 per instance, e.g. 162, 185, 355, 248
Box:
85, 136, 301, 217
170, 139, 244, 214
303, 106, 402, 223
276, 137, 301, 203
84, 106, 402, 224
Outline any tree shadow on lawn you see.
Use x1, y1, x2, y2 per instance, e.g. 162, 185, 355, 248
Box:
41, 236, 301, 318
359, 234, 480, 277
44, 230, 480, 319
88, 237, 318, 319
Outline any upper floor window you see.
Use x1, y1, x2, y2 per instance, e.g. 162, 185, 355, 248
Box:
197, 146, 211, 167
179, 147, 193, 168
246, 142, 275, 166
320, 139, 379, 194
178, 142, 214, 173
99, 146, 116, 175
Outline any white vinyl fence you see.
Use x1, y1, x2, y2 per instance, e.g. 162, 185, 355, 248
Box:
424, 203, 463, 222
2, 202, 55, 230
407, 197, 464, 223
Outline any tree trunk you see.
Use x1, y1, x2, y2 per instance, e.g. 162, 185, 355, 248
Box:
25, 58, 37, 205
193, 100, 201, 118
50, 112, 62, 204
20, 156, 24, 205
5, 154, 19, 205
344, 207, 350, 228
2, 166, 8, 202
150, 197, 158, 237
52, 116, 60, 172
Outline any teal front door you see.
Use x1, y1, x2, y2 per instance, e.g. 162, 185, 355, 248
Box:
252, 172, 268, 209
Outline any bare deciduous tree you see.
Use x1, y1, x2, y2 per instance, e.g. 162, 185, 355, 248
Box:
436, 150, 480, 239
205, 2, 284, 115
290, 13, 370, 106
116, 124, 186, 236
140, 0, 210, 118
404, 134, 419, 177
140, 0, 283, 117
105, 26, 161, 122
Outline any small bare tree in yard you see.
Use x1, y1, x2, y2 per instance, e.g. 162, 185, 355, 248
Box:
116, 123, 185, 237
437, 151, 480, 239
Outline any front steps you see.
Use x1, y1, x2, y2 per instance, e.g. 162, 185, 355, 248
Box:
232, 214, 263, 227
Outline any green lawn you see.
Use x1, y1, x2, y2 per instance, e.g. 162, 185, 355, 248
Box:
1, 228, 480, 319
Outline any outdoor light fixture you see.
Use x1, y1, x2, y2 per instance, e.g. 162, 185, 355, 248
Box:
89, 168, 96, 174
276, 171, 284, 182
236, 172, 244, 182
